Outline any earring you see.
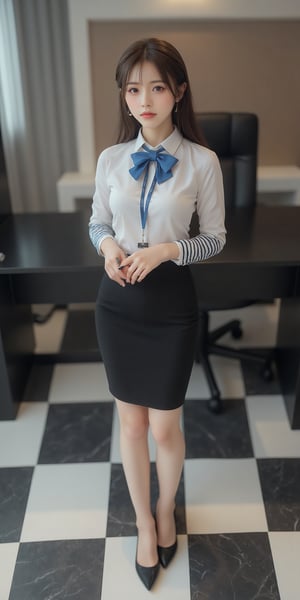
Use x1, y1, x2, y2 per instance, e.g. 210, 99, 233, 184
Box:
174, 103, 178, 113
128, 109, 132, 116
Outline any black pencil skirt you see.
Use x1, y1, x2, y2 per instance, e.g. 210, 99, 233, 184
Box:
95, 261, 198, 410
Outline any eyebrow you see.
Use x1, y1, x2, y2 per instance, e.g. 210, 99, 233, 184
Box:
126, 79, 165, 85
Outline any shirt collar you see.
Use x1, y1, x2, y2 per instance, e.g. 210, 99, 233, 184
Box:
133, 126, 183, 155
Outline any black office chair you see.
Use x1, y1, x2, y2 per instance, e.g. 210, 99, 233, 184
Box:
193, 112, 274, 413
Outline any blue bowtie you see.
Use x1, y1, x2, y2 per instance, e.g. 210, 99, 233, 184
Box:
129, 145, 178, 184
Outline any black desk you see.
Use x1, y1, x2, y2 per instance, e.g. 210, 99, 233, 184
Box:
1, 206, 300, 427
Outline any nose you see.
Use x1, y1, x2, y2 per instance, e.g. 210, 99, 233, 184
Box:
141, 89, 151, 107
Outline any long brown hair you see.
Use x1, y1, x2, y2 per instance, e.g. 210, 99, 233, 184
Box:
115, 38, 206, 146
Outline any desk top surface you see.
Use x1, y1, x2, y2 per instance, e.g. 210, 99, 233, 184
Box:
1, 205, 300, 274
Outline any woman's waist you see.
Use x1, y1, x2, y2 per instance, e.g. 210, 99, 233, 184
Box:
98, 261, 197, 314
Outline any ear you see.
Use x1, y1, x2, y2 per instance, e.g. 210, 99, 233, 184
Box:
175, 82, 187, 102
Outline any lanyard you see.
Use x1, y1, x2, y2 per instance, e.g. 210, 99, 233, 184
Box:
139, 163, 157, 246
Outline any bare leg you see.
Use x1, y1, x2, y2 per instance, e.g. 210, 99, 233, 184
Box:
115, 399, 158, 567
149, 406, 185, 547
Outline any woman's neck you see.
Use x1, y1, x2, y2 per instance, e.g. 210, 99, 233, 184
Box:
141, 124, 174, 148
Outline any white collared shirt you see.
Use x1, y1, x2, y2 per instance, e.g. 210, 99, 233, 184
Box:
89, 127, 226, 265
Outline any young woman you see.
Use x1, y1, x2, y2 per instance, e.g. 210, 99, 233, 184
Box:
89, 38, 226, 590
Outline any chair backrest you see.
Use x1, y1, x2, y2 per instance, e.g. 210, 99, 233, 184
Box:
195, 112, 258, 209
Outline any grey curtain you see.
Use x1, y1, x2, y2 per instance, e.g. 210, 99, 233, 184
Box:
0, 0, 77, 212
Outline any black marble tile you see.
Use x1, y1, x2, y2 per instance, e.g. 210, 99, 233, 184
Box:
106, 463, 186, 536
0, 467, 33, 543
257, 458, 300, 531
38, 402, 114, 463
189, 532, 280, 600
9, 539, 105, 600
184, 399, 254, 458
241, 351, 281, 396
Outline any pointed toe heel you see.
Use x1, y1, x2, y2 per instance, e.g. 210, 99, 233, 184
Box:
135, 559, 160, 590
157, 538, 177, 568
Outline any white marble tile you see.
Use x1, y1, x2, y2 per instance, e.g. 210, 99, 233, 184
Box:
186, 363, 211, 399
48, 362, 113, 403
109, 404, 121, 462
186, 356, 244, 400
246, 395, 300, 458
109, 403, 125, 464
209, 300, 279, 348
269, 532, 300, 600
33, 307, 67, 353
20, 463, 110, 542
0, 403, 48, 467
0, 543, 19, 600
101, 535, 190, 599
184, 458, 268, 534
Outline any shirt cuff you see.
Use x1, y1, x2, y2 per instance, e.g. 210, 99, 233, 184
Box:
97, 234, 115, 256
171, 241, 183, 266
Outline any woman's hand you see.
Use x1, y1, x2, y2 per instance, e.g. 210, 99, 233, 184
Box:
119, 243, 179, 284
100, 238, 128, 287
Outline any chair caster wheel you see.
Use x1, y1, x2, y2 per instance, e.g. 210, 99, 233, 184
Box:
206, 397, 223, 414
231, 324, 243, 339
261, 364, 274, 382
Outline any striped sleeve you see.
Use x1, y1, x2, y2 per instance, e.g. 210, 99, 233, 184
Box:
174, 233, 224, 266
89, 223, 115, 255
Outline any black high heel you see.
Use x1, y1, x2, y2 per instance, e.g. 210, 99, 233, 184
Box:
135, 558, 160, 590
157, 538, 177, 568
157, 511, 177, 568
135, 536, 160, 590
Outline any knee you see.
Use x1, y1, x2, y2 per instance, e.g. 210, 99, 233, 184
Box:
150, 422, 178, 447
120, 414, 149, 441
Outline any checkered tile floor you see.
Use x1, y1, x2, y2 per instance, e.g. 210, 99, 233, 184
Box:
1, 302, 300, 600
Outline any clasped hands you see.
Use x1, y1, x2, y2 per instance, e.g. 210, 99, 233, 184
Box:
105, 246, 164, 287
